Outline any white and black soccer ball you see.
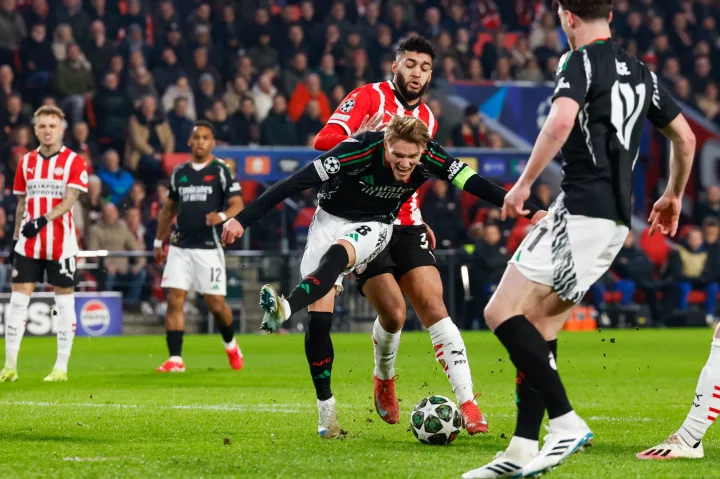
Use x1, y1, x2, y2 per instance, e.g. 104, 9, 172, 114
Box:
410, 395, 461, 445
323, 156, 341, 174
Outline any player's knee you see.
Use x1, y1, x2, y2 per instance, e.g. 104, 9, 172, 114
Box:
414, 295, 448, 325
206, 298, 226, 315
379, 305, 405, 332
483, 302, 506, 330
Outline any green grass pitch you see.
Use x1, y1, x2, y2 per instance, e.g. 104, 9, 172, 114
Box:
1, 329, 719, 478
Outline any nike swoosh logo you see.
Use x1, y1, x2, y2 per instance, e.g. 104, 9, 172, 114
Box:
375, 392, 388, 417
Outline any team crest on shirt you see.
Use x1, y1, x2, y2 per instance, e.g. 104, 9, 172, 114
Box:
340, 99, 355, 113
80, 171, 89, 184
323, 157, 341, 174
54, 167, 64, 176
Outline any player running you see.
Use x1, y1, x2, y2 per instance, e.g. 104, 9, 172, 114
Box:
0, 105, 88, 382
463, 0, 695, 477
154, 121, 245, 373
222, 115, 541, 439
314, 35, 492, 434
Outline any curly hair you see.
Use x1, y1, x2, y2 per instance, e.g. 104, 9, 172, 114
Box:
553, 0, 613, 20
397, 35, 436, 60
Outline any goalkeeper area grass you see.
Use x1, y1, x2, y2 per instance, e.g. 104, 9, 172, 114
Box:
0, 329, 718, 478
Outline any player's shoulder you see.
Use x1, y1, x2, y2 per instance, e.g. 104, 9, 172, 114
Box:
210, 158, 236, 178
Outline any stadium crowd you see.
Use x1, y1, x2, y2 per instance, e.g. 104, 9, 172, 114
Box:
0, 0, 719, 324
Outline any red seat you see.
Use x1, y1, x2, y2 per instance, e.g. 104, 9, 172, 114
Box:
240, 180, 260, 203
639, 227, 671, 269
162, 153, 192, 176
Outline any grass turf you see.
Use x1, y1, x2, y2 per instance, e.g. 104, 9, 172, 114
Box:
0, 329, 718, 478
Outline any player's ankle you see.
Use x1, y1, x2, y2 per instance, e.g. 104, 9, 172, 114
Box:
507, 436, 539, 459
169, 355, 183, 362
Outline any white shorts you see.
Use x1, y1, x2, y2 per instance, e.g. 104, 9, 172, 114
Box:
509, 195, 629, 303
161, 246, 227, 296
300, 208, 393, 288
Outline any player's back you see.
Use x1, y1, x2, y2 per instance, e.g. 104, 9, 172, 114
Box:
554, 39, 680, 225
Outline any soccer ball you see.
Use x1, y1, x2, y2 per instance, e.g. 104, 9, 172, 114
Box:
410, 395, 461, 445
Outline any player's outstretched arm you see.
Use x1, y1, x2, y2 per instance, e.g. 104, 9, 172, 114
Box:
154, 198, 178, 263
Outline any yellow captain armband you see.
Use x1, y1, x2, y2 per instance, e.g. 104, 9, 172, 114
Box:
451, 166, 476, 189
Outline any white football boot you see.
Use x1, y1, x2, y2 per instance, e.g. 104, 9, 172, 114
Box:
636, 432, 704, 460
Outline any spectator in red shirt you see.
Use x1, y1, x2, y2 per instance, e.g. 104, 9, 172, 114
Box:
288, 73, 331, 123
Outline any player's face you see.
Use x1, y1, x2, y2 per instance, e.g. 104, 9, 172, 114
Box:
34, 114, 64, 148
385, 139, 423, 182
393, 51, 432, 102
188, 126, 216, 159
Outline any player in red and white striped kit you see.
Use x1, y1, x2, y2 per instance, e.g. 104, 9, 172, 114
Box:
0, 106, 88, 383
313, 36, 488, 435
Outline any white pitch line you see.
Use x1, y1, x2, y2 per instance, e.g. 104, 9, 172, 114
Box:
0, 401, 309, 414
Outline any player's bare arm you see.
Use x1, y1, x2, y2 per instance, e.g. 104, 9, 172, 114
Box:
504, 97, 579, 220
206, 196, 244, 227
22, 187, 82, 239
13, 195, 25, 241
154, 197, 178, 263
649, 114, 696, 236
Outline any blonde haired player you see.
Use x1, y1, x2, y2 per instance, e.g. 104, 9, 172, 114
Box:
0, 106, 89, 382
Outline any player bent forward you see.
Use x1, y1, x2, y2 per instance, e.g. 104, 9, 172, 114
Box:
222, 115, 541, 438
0, 106, 89, 382
154, 121, 245, 372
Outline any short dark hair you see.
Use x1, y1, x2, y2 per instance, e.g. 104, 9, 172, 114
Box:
553, 0, 613, 21
193, 120, 216, 137
397, 35, 435, 60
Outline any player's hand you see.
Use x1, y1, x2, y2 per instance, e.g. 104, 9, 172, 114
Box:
530, 210, 548, 225
222, 218, 245, 245
649, 194, 682, 236
154, 246, 166, 264
206, 212, 224, 226
355, 111, 385, 135
502, 183, 531, 220
21, 216, 48, 238
424, 223, 437, 250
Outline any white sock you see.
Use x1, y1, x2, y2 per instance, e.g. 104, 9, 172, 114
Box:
224, 337, 238, 351
170, 355, 183, 362
549, 410, 583, 432
372, 318, 401, 380
53, 294, 76, 373
428, 317, 474, 404
678, 336, 720, 445
4, 292, 30, 369
507, 436, 539, 459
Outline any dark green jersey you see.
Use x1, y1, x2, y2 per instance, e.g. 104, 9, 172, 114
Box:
168, 158, 241, 248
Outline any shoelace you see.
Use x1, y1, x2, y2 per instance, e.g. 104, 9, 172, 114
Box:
461, 392, 484, 423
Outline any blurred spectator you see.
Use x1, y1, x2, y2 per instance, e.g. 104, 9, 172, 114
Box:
471, 222, 509, 321
666, 228, 719, 325
284, 52, 310, 98
163, 24, 191, 69
215, 4, 241, 56
127, 50, 146, 78
222, 75, 249, 116
370, 26, 394, 71
107, 54, 128, 88
260, 94, 298, 146
697, 83, 719, 123
428, 100, 452, 146
78, 174, 105, 230
55, 42, 95, 124
0, 61, 17, 105
128, 66, 159, 107
296, 99, 325, 146
162, 76, 196, 121
24, 0, 50, 30
94, 72, 133, 148
529, 11, 557, 49
703, 217, 720, 283
1, 124, 32, 163
329, 84, 346, 111
452, 105, 487, 147
0, 0, 26, 66
67, 122, 99, 170
121, 0, 145, 36
54, 0, 91, 47
283, 24, 309, 69
511, 36, 534, 70
491, 56, 513, 81
51, 23, 73, 62
388, 4, 410, 42
341, 51, 374, 92
167, 97, 193, 153
207, 100, 239, 146
467, 58, 484, 81
189, 46, 221, 92
252, 72, 277, 122
534, 30, 562, 73
119, 180, 150, 221
84, 20, 115, 84
193, 25, 225, 79
421, 180, 467, 248
232, 96, 260, 146
86, 203, 147, 308
88, 0, 118, 41
420, 7, 442, 39
695, 185, 720, 224
153, 47, 184, 94
488, 133, 504, 149
691, 56, 713, 94
358, 2, 381, 44
289, 73, 331, 123
1, 95, 29, 146
517, 57, 544, 82
248, 32, 278, 74
316, 54, 340, 97
531, 183, 553, 210
125, 96, 174, 179
98, 149, 134, 205
21, 23, 55, 96
153, 0, 179, 47
195, 73, 217, 120
236, 56, 254, 86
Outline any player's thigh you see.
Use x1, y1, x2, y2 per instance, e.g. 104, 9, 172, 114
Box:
399, 266, 448, 327
485, 264, 555, 330
392, 225, 437, 279
12, 254, 44, 293
526, 294, 575, 341
161, 246, 194, 292
46, 256, 78, 289
301, 209, 345, 290
576, 224, 630, 293
354, 243, 395, 294
190, 248, 227, 296
362, 273, 406, 330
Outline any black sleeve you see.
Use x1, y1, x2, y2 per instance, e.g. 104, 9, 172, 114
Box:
218, 163, 241, 200
168, 166, 180, 202
422, 141, 540, 219
235, 164, 324, 228
647, 71, 682, 129
552, 50, 588, 109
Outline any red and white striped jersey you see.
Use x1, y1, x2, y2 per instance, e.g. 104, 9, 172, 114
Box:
13, 146, 89, 261
328, 80, 438, 226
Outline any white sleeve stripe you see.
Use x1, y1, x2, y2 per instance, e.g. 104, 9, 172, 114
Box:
327, 120, 352, 136
582, 49, 592, 94
13, 190, 25, 195
67, 184, 88, 192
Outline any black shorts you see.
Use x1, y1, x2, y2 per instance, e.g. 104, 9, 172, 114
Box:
13, 254, 78, 288
355, 225, 436, 293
